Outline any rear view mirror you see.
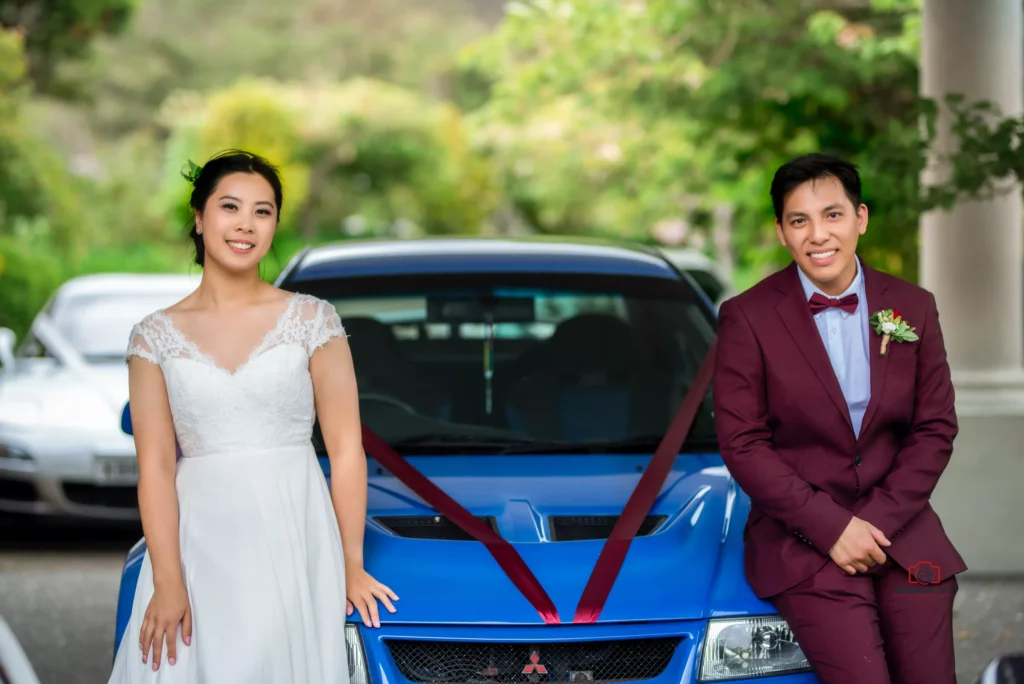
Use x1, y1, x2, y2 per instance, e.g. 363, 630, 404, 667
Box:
427, 296, 535, 324
0, 327, 16, 371
978, 653, 1024, 683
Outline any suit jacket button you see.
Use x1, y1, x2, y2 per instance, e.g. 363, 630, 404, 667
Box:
853, 455, 862, 466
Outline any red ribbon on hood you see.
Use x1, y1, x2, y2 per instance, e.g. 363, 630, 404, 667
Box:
361, 426, 562, 624
360, 340, 717, 625
572, 339, 717, 622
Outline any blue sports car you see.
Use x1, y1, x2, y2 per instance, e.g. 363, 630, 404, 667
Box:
113, 237, 816, 683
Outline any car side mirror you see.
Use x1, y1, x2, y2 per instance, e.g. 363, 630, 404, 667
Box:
121, 402, 133, 436
0, 327, 16, 371
977, 653, 1024, 683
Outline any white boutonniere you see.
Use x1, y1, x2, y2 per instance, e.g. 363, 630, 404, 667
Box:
868, 309, 919, 356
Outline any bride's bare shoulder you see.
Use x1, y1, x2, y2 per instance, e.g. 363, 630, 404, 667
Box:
161, 298, 198, 317
252, 284, 295, 306
281, 289, 327, 310
160, 287, 204, 317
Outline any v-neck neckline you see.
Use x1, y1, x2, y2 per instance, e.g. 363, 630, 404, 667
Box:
156, 293, 299, 375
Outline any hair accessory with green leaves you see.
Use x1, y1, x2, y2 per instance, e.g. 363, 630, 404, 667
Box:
180, 160, 203, 185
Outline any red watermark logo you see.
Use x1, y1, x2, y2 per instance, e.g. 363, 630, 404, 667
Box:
908, 561, 941, 585
894, 560, 953, 595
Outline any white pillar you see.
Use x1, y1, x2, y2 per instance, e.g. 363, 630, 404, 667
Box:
920, 0, 1024, 383
920, 0, 1024, 573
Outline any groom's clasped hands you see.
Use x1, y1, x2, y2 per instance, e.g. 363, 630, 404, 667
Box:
828, 516, 891, 575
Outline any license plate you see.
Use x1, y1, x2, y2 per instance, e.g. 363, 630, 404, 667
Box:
93, 455, 139, 484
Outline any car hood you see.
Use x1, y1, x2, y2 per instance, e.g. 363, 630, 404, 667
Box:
333, 452, 761, 626
0, 361, 128, 434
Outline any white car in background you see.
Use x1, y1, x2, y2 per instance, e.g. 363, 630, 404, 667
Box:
0, 273, 199, 521
658, 247, 734, 308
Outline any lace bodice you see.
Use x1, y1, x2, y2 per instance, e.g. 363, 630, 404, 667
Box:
125, 293, 347, 458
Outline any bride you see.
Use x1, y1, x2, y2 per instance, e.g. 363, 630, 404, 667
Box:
109, 150, 396, 683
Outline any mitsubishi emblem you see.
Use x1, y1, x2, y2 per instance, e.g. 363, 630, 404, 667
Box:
523, 650, 548, 678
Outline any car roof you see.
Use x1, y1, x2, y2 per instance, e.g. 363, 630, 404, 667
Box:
56, 273, 201, 299
284, 237, 681, 282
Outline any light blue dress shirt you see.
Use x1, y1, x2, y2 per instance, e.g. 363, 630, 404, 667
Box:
796, 258, 872, 437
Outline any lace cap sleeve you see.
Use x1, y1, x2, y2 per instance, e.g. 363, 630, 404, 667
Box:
126, 318, 159, 366
306, 297, 347, 357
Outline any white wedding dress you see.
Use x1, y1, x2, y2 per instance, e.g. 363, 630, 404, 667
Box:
109, 292, 352, 684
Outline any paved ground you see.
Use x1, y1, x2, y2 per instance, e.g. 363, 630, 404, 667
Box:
1, 517, 1022, 684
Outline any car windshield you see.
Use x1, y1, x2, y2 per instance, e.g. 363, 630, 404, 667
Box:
58, 293, 187, 363
684, 269, 725, 303
293, 272, 717, 455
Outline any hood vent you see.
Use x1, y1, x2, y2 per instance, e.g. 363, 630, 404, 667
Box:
549, 515, 667, 541
374, 515, 500, 541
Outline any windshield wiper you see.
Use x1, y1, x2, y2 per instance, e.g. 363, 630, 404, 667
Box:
386, 433, 547, 451
365, 433, 719, 455
493, 435, 720, 455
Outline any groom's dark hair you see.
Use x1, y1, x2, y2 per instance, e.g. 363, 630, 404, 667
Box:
770, 153, 863, 222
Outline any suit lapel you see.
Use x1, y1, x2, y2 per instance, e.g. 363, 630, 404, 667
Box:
859, 264, 890, 438
774, 263, 854, 433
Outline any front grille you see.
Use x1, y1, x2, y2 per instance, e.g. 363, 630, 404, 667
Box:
0, 476, 38, 502
386, 637, 682, 683
548, 515, 667, 541
62, 483, 138, 508
374, 515, 500, 541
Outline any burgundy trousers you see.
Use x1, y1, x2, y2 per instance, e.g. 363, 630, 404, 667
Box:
770, 559, 958, 684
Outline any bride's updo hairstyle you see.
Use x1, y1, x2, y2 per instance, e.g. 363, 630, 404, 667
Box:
183, 150, 284, 267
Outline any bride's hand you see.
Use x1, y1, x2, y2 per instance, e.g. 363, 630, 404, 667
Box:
140, 582, 191, 670
346, 567, 398, 628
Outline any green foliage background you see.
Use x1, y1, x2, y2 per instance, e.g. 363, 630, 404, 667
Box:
0, 0, 1019, 338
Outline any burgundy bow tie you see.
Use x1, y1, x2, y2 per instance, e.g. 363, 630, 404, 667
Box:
808, 292, 858, 315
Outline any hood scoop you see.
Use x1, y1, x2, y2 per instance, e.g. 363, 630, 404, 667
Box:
374, 515, 500, 541
373, 514, 668, 541
549, 515, 667, 541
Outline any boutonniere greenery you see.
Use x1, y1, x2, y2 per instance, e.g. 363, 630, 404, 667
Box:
869, 309, 919, 356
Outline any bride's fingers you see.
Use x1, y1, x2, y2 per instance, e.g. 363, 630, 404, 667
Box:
366, 594, 381, 627
166, 624, 178, 666
152, 625, 165, 670
346, 600, 354, 616
355, 599, 372, 627
373, 589, 397, 614
378, 583, 399, 602
140, 617, 153, 662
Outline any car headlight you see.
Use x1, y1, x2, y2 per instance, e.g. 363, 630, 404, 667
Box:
0, 444, 31, 461
698, 615, 811, 681
345, 623, 371, 684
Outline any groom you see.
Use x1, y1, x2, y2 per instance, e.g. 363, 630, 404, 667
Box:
713, 153, 966, 683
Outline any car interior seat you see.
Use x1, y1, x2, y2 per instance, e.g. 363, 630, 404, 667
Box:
343, 317, 452, 420
503, 314, 664, 442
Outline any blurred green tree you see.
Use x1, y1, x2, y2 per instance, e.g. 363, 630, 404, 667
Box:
0, 23, 116, 337
0, 0, 134, 95
71, 0, 502, 137
157, 77, 499, 261
0, 28, 87, 258
462, 0, 1006, 287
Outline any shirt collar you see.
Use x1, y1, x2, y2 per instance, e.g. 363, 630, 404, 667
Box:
796, 256, 864, 317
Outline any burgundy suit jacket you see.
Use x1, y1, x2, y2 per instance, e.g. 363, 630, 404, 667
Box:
713, 261, 967, 599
